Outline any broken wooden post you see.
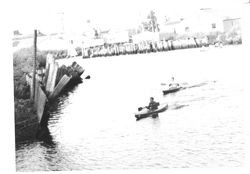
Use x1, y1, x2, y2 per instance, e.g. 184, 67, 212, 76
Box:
49, 74, 72, 99
43, 53, 53, 85
49, 62, 59, 92
45, 58, 54, 92
36, 84, 47, 123
45, 58, 59, 94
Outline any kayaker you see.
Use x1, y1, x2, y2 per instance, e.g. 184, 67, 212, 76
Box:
169, 77, 180, 88
147, 97, 159, 111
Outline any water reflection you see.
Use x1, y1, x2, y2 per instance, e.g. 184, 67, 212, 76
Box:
36, 125, 54, 144
151, 117, 161, 131
36, 82, 82, 147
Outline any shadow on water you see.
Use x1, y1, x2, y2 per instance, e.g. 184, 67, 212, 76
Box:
36, 126, 55, 145
152, 116, 161, 125
136, 114, 159, 121
36, 80, 83, 144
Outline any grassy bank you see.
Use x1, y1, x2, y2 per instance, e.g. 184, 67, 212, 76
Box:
13, 47, 47, 99
13, 47, 75, 141
13, 47, 47, 141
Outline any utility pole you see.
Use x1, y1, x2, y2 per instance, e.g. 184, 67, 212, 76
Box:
59, 12, 64, 38
31, 30, 37, 101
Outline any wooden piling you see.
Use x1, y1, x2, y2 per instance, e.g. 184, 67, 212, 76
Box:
49, 74, 71, 99
44, 54, 53, 85
25, 74, 47, 124
25, 54, 85, 125
46, 58, 59, 94
50, 62, 59, 93
36, 84, 47, 123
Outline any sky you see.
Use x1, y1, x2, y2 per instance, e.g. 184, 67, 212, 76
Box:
11, 0, 248, 35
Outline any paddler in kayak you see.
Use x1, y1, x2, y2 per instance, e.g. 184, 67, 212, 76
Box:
146, 97, 160, 118
138, 97, 159, 111
147, 97, 159, 110
136, 97, 168, 120
169, 77, 180, 89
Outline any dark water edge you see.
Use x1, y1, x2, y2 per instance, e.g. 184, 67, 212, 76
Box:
15, 79, 82, 146
15, 120, 39, 143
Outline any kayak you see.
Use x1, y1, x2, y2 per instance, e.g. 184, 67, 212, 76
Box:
135, 104, 168, 120
162, 81, 214, 95
162, 87, 183, 95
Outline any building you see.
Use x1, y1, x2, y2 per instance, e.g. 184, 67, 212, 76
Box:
223, 18, 241, 33
159, 8, 234, 38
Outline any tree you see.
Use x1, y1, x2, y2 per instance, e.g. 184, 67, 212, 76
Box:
142, 10, 160, 32
142, 21, 151, 32
147, 10, 160, 32
94, 28, 99, 39
14, 30, 22, 35
164, 16, 170, 24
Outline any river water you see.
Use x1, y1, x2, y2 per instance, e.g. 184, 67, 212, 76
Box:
16, 45, 247, 171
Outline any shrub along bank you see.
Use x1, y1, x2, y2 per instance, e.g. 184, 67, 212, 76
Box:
14, 47, 84, 141
14, 47, 47, 141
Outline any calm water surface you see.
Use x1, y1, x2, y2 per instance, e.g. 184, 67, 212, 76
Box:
16, 46, 247, 171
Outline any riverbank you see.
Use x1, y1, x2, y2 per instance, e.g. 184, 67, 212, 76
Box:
14, 47, 85, 142
13, 48, 44, 142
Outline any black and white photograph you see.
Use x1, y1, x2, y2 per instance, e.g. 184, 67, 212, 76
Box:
2, 0, 250, 173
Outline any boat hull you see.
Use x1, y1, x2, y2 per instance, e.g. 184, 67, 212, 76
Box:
135, 104, 168, 120
162, 87, 182, 95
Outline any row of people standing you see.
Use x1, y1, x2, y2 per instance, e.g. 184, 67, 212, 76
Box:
82, 37, 209, 58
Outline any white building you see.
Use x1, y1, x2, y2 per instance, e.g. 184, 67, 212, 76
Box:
160, 8, 230, 36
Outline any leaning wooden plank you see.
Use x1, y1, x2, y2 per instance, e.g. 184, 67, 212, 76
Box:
45, 54, 53, 70
55, 65, 68, 87
45, 59, 55, 92
43, 63, 50, 85
46, 61, 59, 93
49, 74, 71, 99
49, 62, 59, 93
36, 85, 47, 123
44, 54, 53, 85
